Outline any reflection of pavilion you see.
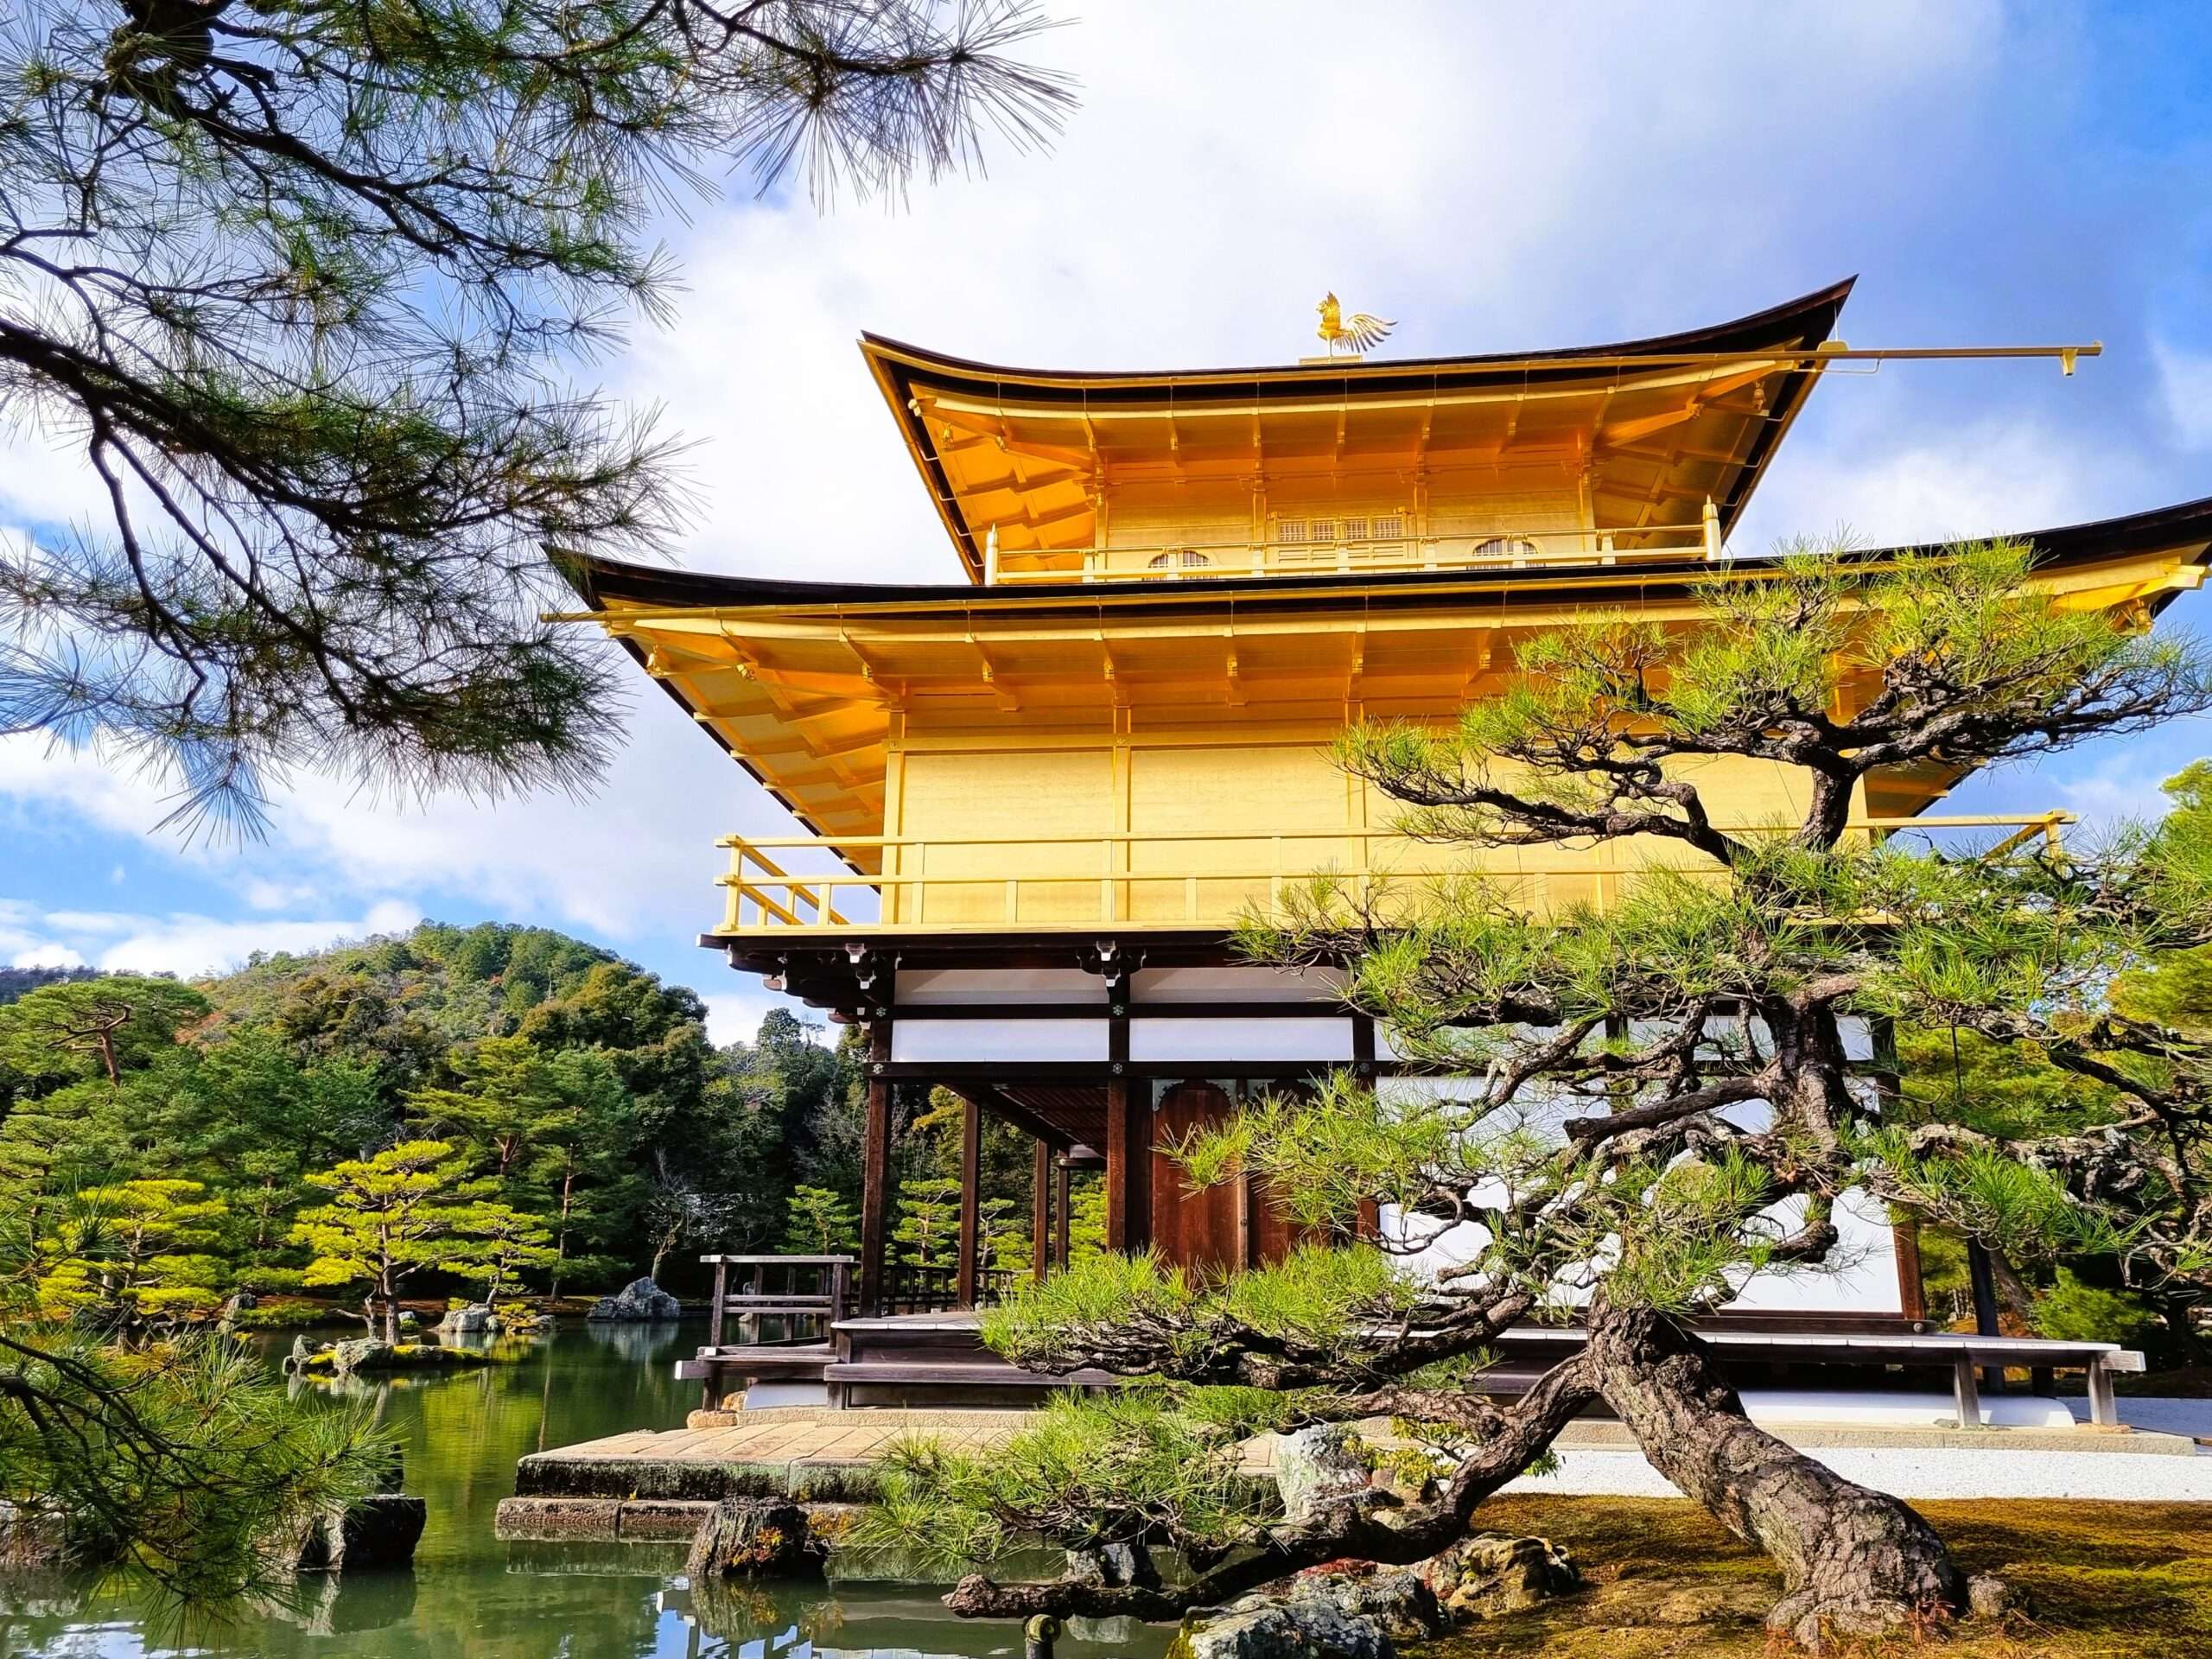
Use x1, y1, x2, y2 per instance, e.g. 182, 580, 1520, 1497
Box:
565, 284, 2199, 1416
657, 1580, 1172, 1659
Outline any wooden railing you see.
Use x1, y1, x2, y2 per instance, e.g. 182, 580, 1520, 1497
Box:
984, 521, 1720, 585
881, 1261, 1022, 1314
702, 1254, 853, 1350
713, 814, 2074, 937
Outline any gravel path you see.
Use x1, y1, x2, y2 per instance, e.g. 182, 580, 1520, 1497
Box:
1509, 1402, 2211, 1502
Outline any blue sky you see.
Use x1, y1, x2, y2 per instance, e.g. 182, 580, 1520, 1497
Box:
4, 2, 2211, 1043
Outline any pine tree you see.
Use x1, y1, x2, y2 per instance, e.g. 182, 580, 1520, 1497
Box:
885, 540, 2212, 1649
784, 1185, 861, 1255
38, 1179, 230, 1332
290, 1140, 498, 1341
449, 1202, 562, 1306
893, 1177, 963, 1271
0, 1, 1072, 834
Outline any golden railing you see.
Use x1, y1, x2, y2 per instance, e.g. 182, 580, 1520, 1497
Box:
711, 814, 2072, 937
984, 520, 1719, 586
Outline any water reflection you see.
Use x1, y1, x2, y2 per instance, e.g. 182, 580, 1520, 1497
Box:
0, 1325, 1169, 1659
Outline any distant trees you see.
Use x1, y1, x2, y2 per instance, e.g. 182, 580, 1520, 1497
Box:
785, 1186, 861, 1255
0, 976, 207, 1090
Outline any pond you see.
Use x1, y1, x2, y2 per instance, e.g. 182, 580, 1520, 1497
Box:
0, 1323, 1170, 1659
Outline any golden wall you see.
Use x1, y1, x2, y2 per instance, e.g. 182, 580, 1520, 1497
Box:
881, 728, 1845, 929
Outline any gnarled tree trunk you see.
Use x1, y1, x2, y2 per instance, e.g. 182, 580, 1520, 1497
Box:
1591, 1307, 1968, 1650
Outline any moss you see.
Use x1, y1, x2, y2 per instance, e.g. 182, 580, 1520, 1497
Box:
1423, 1497, 2212, 1658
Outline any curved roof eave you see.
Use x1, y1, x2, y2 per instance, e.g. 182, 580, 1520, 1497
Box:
554, 493, 2212, 621
857, 276, 1859, 393
861, 278, 1859, 581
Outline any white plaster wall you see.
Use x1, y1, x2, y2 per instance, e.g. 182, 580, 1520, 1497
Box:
1131, 965, 1344, 1003
1128, 1017, 1354, 1064
894, 968, 1106, 1006
889, 1019, 1109, 1064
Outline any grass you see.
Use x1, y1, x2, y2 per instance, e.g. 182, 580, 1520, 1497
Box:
1430, 1497, 2212, 1658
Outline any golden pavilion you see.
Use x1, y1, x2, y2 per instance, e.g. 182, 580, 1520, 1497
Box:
562, 280, 2210, 1401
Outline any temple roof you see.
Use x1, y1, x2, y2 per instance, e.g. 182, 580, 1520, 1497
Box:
559, 496, 2212, 852
861, 278, 1858, 582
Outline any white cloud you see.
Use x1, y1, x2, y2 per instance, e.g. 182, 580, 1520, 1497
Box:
91, 898, 425, 980
10, 943, 86, 969
2153, 338, 2212, 450
1734, 416, 2158, 555
699, 988, 816, 1049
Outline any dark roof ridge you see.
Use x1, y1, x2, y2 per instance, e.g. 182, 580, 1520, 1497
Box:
555, 492, 2212, 616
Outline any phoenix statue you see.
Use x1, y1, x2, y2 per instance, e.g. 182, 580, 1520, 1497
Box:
1316, 292, 1395, 356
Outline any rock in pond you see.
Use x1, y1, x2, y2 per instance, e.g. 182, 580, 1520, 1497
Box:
284, 1338, 491, 1377
437, 1302, 496, 1337
1170, 1589, 1395, 1659
1288, 1560, 1446, 1642
0, 1500, 68, 1568
1418, 1532, 1580, 1620
267, 1496, 428, 1573
587, 1276, 682, 1322
684, 1497, 816, 1578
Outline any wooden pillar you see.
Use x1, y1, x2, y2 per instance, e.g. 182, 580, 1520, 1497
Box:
1967, 1239, 2004, 1391
1031, 1137, 1052, 1284
1105, 1076, 1151, 1252
1055, 1155, 1072, 1267
1892, 1217, 1928, 1324
955, 1089, 982, 1308
858, 1021, 893, 1318
1103, 993, 1147, 1253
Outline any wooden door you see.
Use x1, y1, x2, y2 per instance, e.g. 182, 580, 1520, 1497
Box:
1148, 1082, 1244, 1281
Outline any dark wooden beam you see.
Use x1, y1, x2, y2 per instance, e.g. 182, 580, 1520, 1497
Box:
956, 1089, 982, 1308
1032, 1138, 1052, 1285
858, 1020, 893, 1317
1056, 1156, 1073, 1268
967, 1081, 1075, 1149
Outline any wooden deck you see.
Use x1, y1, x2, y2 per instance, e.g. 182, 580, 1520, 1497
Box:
681, 1307, 2149, 1426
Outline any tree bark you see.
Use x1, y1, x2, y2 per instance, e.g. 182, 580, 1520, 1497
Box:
1590, 1307, 1967, 1649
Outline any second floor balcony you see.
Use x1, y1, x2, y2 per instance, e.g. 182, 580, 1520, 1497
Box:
711, 813, 2072, 938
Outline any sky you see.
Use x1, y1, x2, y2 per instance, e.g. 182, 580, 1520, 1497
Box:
4, 2, 2212, 1046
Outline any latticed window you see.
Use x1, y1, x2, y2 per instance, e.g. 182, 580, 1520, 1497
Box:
1472, 536, 1540, 561
1146, 550, 1211, 571
1371, 513, 1405, 540
1274, 519, 1309, 543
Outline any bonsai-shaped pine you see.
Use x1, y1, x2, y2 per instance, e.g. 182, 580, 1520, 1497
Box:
38, 1179, 231, 1334
978, 1196, 1028, 1277
290, 1140, 502, 1342
882, 540, 2212, 1650
784, 1185, 862, 1256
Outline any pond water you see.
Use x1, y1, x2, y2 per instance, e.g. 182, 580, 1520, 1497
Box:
0, 1324, 1169, 1659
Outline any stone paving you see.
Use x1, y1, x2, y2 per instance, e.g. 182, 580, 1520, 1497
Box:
497, 1401, 2206, 1544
